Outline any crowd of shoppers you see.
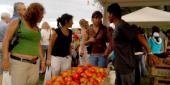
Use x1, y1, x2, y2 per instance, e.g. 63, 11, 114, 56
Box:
0, 1, 170, 85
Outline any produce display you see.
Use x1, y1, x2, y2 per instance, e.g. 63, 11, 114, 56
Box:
149, 54, 170, 65
46, 64, 107, 85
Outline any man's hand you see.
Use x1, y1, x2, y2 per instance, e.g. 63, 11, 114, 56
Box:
103, 53, 109, 59
88, 37, 95, 43
148, 54, 161, 66
80, 52, 84, 57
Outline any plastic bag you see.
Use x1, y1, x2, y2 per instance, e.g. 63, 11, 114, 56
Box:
109, 70, 116, 84
107, 62, 116, 84
44, 66, 52, 85
2, 71, 12, 85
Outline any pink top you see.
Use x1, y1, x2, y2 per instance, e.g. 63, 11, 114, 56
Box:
79, 28, 87, 54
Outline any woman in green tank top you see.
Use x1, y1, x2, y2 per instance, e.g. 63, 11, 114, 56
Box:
2, 3, 45, 85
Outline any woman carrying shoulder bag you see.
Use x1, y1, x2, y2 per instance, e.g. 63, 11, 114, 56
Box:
2, 3, 46, 85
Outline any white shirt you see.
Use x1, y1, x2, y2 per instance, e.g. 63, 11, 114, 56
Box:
40, 29, 52, 45
0, 21, 8, 42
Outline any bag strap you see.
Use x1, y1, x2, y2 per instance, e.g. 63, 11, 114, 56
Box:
49, 29, 52, 40
13, 18, 21, 38
16, 18, 21, 34
88, 25, 100, 39
94, 28, 100, 38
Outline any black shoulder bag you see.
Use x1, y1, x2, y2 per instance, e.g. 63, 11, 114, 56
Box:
9, 19, 21, 51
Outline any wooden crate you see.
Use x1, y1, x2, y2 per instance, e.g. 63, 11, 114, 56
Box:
150, 64, 170, 77
149, 64, 170, 85
153, 77, 170, 85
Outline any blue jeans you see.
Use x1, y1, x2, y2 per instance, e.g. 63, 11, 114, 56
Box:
88, 54, 107, 67
42, 45, 48, 60
139, 55, 148, 76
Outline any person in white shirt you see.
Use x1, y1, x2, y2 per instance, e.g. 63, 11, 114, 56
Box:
79, 19, 89, 65
0, 12, 10, 85
41, 22, 52, 61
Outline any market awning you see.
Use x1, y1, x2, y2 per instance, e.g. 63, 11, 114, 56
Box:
122, 7, 170, 28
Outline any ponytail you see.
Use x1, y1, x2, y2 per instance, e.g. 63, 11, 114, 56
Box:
56, 13, 73, 29
57, 17, 61, 29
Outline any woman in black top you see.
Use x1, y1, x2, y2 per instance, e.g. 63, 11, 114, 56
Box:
47, 13, 73, 76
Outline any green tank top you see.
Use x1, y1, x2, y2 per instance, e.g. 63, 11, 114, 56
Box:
11, 19, 41, 57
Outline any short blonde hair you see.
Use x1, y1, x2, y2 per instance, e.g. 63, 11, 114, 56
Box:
79, 19, 89, 29
41, 21, 50, 29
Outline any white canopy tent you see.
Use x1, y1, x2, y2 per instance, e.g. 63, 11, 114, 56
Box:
100, 0, 170, 26
122, 7, 170, 28
103, 0, 170, 7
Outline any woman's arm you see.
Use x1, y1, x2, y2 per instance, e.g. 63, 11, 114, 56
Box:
81, 29, 88, 51
38, 42, 45, 63
80, 35, 86, 56
2, 19, 20, 70
83, 31, 90, 46
83, 30, 95, 46
38, 42, 46, 72
47, 30, 57, 66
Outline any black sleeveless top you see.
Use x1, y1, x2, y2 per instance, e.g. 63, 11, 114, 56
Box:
51, 28, 72, 57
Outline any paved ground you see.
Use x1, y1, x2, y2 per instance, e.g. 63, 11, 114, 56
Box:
39, 73, 45, 85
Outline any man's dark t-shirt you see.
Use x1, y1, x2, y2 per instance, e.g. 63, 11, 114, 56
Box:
113, 20, 137, 74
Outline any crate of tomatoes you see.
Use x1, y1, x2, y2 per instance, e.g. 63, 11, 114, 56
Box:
46, 64, 107, 85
